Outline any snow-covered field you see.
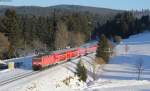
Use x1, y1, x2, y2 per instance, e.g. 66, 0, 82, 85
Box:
1, 32, 150, 91
86, 32, 150, 91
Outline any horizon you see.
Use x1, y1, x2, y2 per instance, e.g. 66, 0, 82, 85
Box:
0, 0, 149, 10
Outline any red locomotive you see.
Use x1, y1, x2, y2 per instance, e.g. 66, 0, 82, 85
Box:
32, 43, 97, 70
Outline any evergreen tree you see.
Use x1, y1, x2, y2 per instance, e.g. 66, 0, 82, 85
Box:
50, 9, 58, 50
2, 9, 22, 58
3, 9, 21, 44
96, 34, 110, 63
76, 59, 87, 82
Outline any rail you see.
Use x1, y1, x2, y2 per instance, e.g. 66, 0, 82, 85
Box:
0, 71, 39, 86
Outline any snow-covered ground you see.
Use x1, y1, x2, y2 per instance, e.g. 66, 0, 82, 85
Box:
0, 56, 34, 83
1, 32, 150, 91
0, 57, 87, 91
85, 32, 150, 91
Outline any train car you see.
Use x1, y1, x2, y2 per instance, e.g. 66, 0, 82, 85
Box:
86, 44, 97, 53
41, 55, 55, 67
32, 54, 60, 70
66, 50, 79, 60
32, 53, 57, 70
77, 47, 86, 56
32, 48, 78, 70
53, 49, 78, 62
32, 43, 98, 71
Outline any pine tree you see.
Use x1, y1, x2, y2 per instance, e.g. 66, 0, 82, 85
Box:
3, 9, 21, 45
76, 59, 87, 82
50, 9, 58, 50
2, 9, 22, 57
96, 34, 110, 63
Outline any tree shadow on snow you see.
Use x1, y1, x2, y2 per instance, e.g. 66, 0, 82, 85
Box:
98, 54, 150, 80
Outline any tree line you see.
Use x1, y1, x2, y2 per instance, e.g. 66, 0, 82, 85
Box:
0, 8, 150, 60
95, 12, 150, 65
0, 9, 93, 59
95, 12, 150, 40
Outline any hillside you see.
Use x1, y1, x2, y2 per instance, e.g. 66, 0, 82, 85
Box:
0, 5, 122, 16
0, 5, 149, 18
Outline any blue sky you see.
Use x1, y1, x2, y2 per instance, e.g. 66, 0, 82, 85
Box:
0, 0, 149, 10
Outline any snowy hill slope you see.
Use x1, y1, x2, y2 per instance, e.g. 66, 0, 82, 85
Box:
123, 31, 150, 43
84, 32, 150, 91
1, 32, 150, 91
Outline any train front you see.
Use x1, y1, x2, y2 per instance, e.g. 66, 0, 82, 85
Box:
32, 56, 42, 70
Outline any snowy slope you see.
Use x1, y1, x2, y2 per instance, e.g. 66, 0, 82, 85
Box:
84, 32, 150, 91
0, 56, 88, 91
123, 31, 150, 43
1, 32, 150, 91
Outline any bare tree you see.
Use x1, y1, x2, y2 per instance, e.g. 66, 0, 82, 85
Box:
125, 44, 129, 55
135, 58, 144, 80
32, 39, 47, 54
54, 22, 69, 49
0, 33, 10, 50
0, 33, 10, 58
68, 31, 85, 47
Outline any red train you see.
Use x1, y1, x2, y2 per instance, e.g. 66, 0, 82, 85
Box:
32, 43, 97, 70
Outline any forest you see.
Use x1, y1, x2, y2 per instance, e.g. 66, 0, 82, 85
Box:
0, 5, 149, 59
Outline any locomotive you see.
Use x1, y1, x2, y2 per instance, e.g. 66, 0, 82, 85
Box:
32, 42, 97, 70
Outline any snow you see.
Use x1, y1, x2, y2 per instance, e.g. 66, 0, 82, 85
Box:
85, 80, 150, 90
0, 56, 33, 83
123, 31, 150, 43
83, 32, 150, 91
0, 57, 88, 91
1, 32, 150, 91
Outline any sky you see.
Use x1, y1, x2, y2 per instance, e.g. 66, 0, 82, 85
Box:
0, 0, 149, 10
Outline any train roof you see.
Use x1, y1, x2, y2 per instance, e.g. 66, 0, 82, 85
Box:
33, 41, 97, 58
33, 47, 77, 58
51, 48, 77, 54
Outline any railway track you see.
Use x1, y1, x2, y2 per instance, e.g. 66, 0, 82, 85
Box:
0, 71, 39, 86
0, 55, 90, 87
0, 58, 72, 86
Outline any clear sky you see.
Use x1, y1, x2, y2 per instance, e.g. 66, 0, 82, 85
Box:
0, 0, 149, 10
